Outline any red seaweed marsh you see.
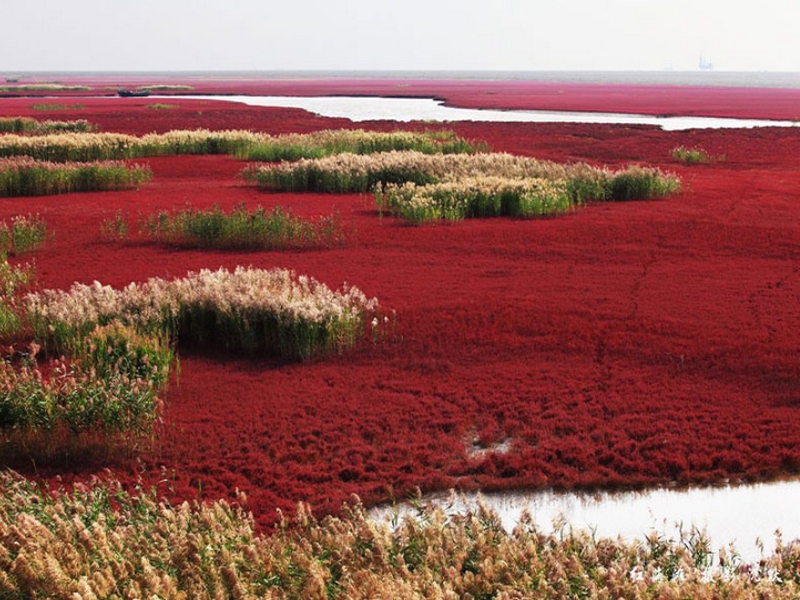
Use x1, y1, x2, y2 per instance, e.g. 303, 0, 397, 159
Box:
0, 78, 798, 531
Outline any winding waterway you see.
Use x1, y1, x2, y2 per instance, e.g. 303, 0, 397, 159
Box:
169, 94, 800, 130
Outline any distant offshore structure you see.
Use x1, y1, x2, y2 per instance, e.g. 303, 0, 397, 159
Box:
699, 55, 714, 70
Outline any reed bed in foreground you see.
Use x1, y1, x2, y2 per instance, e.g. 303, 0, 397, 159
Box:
0, 116, 94, 134
0, 157, 151, 197
0, 128, 480, 162
140, 203, 345, 250
26, 266, 380, 360
0, 473, 797, 599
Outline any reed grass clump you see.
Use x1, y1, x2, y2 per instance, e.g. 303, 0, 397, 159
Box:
142, 203, 345, 249
0, 253, 172, 454
0, 214, 47, 255
31, 103, 85, 111
248, 150, 680, 222
608, 165, 682, 201
0, 84, 91, 92
0, 128, 480, 162
243, 151, 636, 196
26, 266, 380, 360
0, 331, 170, 455
137, 84, 194, 91
671, 145, 713, 164
237, 128, 484, 161
0, 256, 35, 339
0, 116, 94, 134
377, 176, 573, 222
0, 132, 139, 162
0, 474, 798, 598
0, 157, 151, 197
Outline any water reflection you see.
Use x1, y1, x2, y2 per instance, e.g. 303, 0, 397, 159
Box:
169, 95, 800, 131
370, 480, 800, 564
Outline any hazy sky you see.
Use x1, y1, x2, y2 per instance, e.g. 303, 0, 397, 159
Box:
4, 0, 800, 72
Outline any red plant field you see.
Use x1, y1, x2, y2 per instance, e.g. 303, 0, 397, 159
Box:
0, 79, 798, 529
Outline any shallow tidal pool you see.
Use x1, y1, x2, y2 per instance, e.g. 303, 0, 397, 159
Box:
370, 479, 800, 565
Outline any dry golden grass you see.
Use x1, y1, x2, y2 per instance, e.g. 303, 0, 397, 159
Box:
0, 472, 798, 599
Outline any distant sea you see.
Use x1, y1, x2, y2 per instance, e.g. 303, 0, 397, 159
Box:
15, 70, 800, 89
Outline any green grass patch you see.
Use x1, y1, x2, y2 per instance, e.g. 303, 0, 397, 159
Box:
137, 84, 194, 91
31, 103, 85, 111
0, 214, 47, 255
607, 165, 682, 201
671, 145, 719, 164
0, 157, 151, 197
147, 103, 180, 110
139, 203, 345, 250
0, 84, 91, 92
0, 116, 94, 134
99, 210, 130, 240
0, 256, 36, 340
377, 177, 574, 223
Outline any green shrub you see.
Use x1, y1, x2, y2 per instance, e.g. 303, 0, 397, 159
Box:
142, 203, 345, 249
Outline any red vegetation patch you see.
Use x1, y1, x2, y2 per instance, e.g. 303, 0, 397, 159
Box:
0, 83, 798, 530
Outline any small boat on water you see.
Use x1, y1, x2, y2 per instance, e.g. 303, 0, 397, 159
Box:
117, 88, 151, 98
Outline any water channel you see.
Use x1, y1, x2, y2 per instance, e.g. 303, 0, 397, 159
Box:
370, 480, 800, 565
169, 94, 800, 130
